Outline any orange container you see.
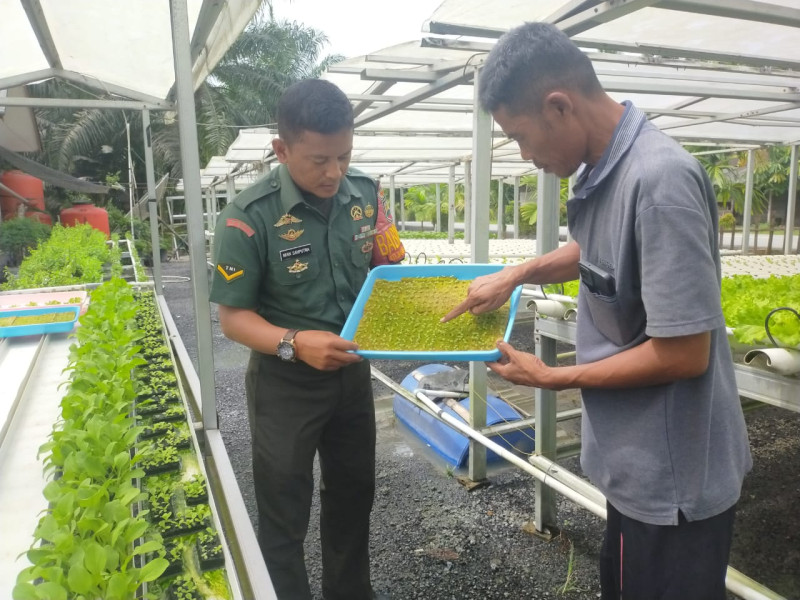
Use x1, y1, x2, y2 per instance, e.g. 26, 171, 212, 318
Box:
60, 203, 110, 237
0, 170, 45, 221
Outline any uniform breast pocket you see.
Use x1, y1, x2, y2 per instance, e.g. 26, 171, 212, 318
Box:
583, 288, 646, 347
350, 238, 374, 267
272, 256, 321, 286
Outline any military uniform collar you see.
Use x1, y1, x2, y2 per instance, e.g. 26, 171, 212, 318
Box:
275, 164, 363, 215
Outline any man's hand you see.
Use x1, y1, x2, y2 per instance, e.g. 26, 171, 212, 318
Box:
295, 330, 363, 371
487, 340, 555, 388
440, 268, 518, 323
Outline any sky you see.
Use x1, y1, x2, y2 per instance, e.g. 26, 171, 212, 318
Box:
269, 0, 443, 59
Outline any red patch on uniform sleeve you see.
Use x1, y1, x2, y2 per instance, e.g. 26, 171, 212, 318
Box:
226, 218, 255, 237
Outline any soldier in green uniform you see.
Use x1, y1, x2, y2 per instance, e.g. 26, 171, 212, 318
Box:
209, 79, 398, 600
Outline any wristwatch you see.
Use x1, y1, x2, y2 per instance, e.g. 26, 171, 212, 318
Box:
276, 329, 299, 362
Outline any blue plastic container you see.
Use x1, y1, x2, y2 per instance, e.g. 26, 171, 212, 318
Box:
340, 263, 523, 361
0, 305, 80, 338
393, 364, 535, 468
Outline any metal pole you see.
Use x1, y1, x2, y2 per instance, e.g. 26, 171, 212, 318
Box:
142, 108, 163, 293
464, 160, 472, 245
389, 175, 396, 221
435, 183, 441, 233
169, 0, 218, 432
785, 145, 797, 255
497, 178, 505, 240
447, 166, 456, 244
534, 173, 561, 534
513, 176, 520, 240
742, 149, 754, 254
400, 186, 406, 231
126, 120, 136, 244
469, 67, 492, 482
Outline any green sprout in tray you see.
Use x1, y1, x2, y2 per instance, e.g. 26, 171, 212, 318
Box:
354, 277, 510, 352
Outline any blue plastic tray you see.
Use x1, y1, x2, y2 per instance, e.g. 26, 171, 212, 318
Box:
0, 305, 80, 338
340, 264, 522, 361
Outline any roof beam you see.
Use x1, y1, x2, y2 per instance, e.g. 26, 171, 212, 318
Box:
423, 31, 800, 73
658, 0, 800, 29
586, 51, 800, 80
356, 128, 507, 138
658, 101, 800, 131
592, 67, 800, 90
355, 67, 476, 128
20, 0, 62, 70
0, 68, 172, 107
556, 0, 662, 36
349, 94, 473, 106
599, 77, 800, 102
190, 0, 225, 63
575, 37, 800, 72
0, 96, 173, 111
352, 81, 394, 117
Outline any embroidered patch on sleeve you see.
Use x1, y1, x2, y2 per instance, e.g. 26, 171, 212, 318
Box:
217, 263, 244, 282
226, 218, 255, 237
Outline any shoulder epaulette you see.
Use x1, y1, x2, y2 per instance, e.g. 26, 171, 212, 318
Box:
233, 170, 281, 210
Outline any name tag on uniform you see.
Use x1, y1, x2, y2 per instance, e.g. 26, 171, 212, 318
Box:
353, 227, 377, 241
280, 244, 311, 261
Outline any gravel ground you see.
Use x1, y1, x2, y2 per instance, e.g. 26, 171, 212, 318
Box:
158, 256, 799, 600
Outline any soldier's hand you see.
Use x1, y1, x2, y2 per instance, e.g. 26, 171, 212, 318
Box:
440, 268, 517, 323
294, 330, 363, 371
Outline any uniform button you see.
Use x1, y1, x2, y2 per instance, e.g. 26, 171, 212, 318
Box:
334, 261, 340, 267
270, 181, 278, 188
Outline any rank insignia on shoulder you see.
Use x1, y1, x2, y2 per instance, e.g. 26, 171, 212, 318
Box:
226, 218, 255, 237
287, 259, 309, 274
364, 204, 374, 218
279, 228, 304, 242
350, 206, 363, 221
217, 263, 244, 282
361, 241, 374, 253
274, 213, 302, 227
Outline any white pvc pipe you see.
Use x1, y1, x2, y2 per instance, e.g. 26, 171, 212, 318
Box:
744, 348, 800, 377
414, 391, 608, 520
526, 299, 571, 319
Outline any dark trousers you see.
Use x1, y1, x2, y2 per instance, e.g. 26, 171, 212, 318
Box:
600, 501, 736, 600
246, 353, 376, 600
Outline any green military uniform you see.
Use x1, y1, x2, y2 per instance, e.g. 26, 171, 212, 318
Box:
209, 164, 381, 600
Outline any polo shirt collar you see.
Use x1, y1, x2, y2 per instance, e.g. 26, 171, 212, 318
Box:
573, 100, 646, 199
278, 164, 363, 215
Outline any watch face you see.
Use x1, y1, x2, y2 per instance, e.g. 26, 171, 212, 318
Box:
277, 341, 295, 361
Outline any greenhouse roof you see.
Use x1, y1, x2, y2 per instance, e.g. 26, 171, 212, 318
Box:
202, 1, 800, 189
0, 0, 261, 108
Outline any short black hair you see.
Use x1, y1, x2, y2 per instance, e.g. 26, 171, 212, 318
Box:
479, 22, 603, 115
277, 79, 354, 144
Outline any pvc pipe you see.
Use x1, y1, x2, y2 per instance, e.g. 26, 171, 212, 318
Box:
743, 348, 800, 377
520, 289, 577, 304
726, 567, 787, 600
526, 299, 570, 319
414, 390, 607, 520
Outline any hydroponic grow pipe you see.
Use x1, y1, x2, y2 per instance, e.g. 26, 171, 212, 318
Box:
412, 388, 607, 520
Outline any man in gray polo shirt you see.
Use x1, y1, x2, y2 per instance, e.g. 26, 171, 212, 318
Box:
443, 23, 751, 600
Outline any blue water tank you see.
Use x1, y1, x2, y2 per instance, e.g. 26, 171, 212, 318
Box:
393, 364, 535, 468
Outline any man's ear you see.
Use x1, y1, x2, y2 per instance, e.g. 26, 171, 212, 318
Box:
543, 91, 574, 119
272, 138, 289, 164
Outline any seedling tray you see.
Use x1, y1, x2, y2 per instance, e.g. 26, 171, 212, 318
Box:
341, 264, 522, 361
0, 305, 80, 338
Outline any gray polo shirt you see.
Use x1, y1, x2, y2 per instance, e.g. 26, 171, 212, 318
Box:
568, 102, 752, 525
